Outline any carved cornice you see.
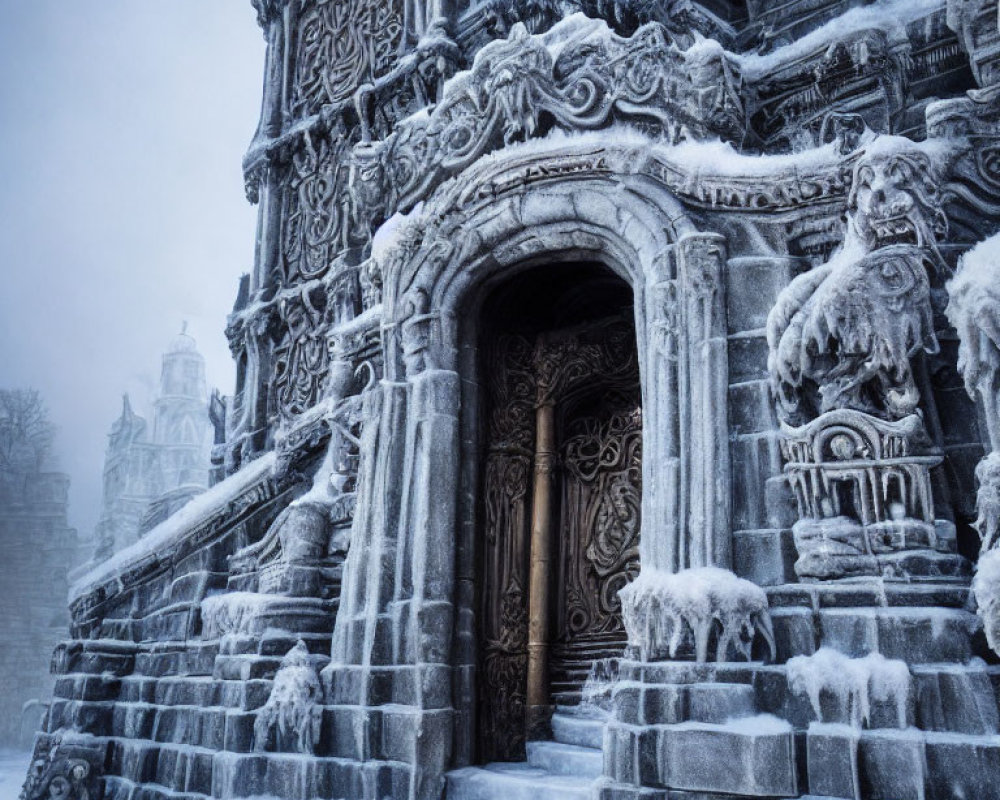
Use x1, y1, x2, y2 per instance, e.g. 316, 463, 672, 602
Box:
68, 455, 288, 622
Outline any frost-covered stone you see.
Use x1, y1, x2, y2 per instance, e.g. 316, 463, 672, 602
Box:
787, 648, 913, 729
27, 1, 1000, 798
619, 567, 775, 663
253, 640, 322, 754
973, 548, 1000, 654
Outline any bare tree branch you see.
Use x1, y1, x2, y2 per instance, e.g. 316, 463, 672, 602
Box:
0, 388, 56, 474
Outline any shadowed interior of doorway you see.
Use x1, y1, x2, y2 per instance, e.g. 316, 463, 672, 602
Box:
474, 261, 640, 762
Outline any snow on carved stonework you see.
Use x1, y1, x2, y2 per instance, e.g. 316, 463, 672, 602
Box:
201, 591, 276, 639
787, 648, 912, 729
231, 423, 358, 597
973, 547, 1000, 654
849, 137, 950, 269
769, 137, 953, 427
361, 13, 745, 221
20, 735, 103, 800
618, 567, 775, 663
769, 243, 939, 424
767, 136, 968, 581
254, 640, 323, 754
948, 233, 1000, 653
289, 0, 405, 117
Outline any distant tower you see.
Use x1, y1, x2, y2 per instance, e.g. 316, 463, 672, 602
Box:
152, 323, 211, 489
92, 394, 151, 561
92, 327, 214, 561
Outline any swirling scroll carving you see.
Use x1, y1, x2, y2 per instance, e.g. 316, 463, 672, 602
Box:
363, 16, 745, 221
290, 0, 405, 118
562, 408, 642, 639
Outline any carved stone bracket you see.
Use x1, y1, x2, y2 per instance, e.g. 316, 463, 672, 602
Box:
781, 409, 966, 580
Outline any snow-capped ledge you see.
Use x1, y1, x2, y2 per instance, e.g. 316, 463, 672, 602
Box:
619, 566, 775, 663
70, 452, 277, 603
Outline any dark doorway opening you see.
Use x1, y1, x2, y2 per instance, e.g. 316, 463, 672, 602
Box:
474, 261, 641, 762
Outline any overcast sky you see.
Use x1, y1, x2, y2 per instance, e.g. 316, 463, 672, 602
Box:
0, 2, 265, 538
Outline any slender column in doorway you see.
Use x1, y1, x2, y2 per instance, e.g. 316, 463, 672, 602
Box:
526, 335, 560, 738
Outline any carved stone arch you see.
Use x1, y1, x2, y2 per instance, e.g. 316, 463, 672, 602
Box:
378, 144, 697, 370
325, 141, 734, 787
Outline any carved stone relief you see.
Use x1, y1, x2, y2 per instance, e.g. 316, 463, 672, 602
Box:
767, 137, 971, 581
289, 0, 405, 118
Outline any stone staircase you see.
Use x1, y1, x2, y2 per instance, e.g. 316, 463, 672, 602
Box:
445, 707, 606, 800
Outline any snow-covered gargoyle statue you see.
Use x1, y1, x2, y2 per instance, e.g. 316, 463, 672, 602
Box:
253, 640, 323, 754
947, 232, 1000, 654
767, 136, 968, 581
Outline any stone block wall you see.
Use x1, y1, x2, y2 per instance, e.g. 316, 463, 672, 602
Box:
725, 256, 805, 586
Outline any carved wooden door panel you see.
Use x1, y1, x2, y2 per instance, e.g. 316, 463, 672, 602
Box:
477, 334, 535, 762
552, 395, 641, 697
477, 316, 640, 761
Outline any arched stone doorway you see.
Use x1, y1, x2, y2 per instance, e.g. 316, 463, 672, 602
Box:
474, 262, 641, 762
325, 147, 734, 796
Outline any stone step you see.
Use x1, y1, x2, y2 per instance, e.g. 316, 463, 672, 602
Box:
912, 663, 1000, 735
551, 712, 606, 749
687, 682, 757, 723
104, 775, 211, 800
770, 606, 985, 665
806, 725, 1000, 800
445, 763, 597, 800
526, 740, 603, 778
604, 715, 798, 797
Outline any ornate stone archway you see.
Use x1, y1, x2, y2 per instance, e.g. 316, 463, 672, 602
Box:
321, 140, 734, 797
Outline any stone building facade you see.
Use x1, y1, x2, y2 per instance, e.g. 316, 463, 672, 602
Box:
91, 328, 214, 563
23, 1, 1000, 799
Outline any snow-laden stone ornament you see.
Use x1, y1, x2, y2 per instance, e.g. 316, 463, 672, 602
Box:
253, 640, 323, 754
768, 137, 968, 581
947, 232, 1000, 654
618, 567, 775, 662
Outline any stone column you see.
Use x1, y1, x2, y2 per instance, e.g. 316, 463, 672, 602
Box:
641, 249, 682, 572
640, 233, 732, 573
678, 233, 732, 569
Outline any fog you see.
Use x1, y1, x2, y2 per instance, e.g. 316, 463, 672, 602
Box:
0, 1, 265, 538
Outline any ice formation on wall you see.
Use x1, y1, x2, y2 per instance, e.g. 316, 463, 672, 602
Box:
786, 647, 913, 729
948, 232, 1000, 653
200, 591, 276, 639
618, 567, 775, 663
974, 548, 1000, 654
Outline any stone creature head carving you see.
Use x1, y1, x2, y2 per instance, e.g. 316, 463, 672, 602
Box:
769, 244, 939, 425
848, 139, 950, 277
473, 24, 554, 143
682, 35, 743, 126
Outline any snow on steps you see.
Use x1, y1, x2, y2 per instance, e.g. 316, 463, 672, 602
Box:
445, 708, 607, 800
551, 709, 607, 749
526, 740, 603, 778
445, 763, 597, 800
